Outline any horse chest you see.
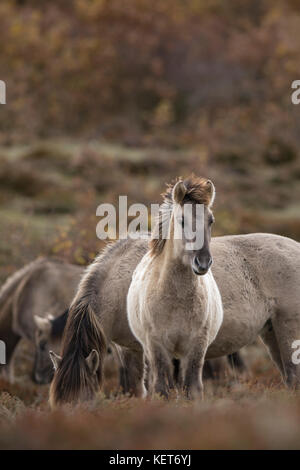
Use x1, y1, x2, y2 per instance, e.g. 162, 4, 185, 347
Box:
146, 291, 210, 356
150, 288, 206, 325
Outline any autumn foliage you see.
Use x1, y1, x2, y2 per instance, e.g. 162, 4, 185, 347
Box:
0, 0, 300, 151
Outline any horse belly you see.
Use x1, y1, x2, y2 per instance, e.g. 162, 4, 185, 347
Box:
206, 301, 270, 358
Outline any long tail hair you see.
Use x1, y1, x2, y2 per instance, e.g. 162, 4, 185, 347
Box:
49, 297, 107, 407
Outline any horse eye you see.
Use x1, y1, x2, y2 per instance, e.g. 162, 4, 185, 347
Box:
209, 216, 215, 225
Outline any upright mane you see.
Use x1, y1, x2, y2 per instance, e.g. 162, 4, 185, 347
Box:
150, 175, 215, 256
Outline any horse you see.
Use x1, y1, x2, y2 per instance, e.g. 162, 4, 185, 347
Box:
127, 175, 300, 398
0, 258, 129, 386
49, 181, 300, 407
0, 254, 241, 389
49, 234, 245, 407
127, 176, 223, 398
0, 258, 83, 383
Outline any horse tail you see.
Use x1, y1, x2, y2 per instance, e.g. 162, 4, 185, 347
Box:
49, 298, 107, 407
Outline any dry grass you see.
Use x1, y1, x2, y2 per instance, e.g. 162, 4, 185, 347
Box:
0, 343, 300, 450
0, 375, 299, 450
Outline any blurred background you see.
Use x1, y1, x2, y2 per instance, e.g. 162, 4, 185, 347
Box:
0, 0, 300, 449
0, 0, 300, 283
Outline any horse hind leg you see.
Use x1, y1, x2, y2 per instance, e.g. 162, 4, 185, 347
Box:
202, 359, 215, 380
118, 348, 145, 397
260, 319, 285, 381
271, 312, 300, 389
227, 352, 247, 374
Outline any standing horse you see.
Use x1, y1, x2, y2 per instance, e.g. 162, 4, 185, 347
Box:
127, 175, 300, 399
127, 176, 223, 398
48, 237, 245, 406
50, 177, 299, 406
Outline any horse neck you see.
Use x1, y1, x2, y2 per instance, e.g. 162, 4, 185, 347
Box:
154, 217, 198, 291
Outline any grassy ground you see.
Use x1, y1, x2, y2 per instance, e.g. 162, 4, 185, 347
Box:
0, 342, 299, 449
0, 340, 299, 450
0, 138, 299, 449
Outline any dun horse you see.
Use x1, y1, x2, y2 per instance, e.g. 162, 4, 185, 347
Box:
127, 176, 223, 398
49, 237, 243, 406
0, 257, 236, 387
0, 259, 132, 386
128, 175, 300, 398
50, 175, 300, 406
0, 258, 83, 383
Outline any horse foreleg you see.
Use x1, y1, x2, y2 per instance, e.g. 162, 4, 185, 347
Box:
182, 338, 208, 400
146, 341, 174, 399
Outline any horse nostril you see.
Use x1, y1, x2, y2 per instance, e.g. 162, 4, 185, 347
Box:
193, 255, 212, 274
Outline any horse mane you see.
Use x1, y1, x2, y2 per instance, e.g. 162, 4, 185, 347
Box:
50, 309, 69, 339
49, 299, 107, 406
150, 175, 215, 257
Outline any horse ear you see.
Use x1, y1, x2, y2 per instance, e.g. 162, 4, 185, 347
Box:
172, 181, 187, 204
34, 315, 51, 334
206, 180, 216, 207
85, 349, 100, 375
49, 350, 62, 371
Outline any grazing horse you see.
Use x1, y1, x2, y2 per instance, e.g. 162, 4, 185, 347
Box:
127, 176, 223, 398
0, 259, 130, 386
0, 258, 83, 383
127, 175, 300, 399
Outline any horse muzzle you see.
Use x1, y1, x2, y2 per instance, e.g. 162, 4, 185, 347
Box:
192, 255, 212, 276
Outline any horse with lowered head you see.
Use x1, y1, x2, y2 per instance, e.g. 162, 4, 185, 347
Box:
0, 258, 83, 383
